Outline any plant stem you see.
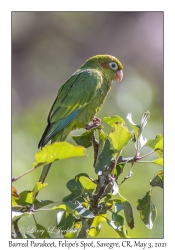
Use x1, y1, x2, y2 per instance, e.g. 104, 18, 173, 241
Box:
138, 150, 155, 160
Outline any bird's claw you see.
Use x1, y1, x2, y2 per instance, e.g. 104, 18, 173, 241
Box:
85, 117, 101, 130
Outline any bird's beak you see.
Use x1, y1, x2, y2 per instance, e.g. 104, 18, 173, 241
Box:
116, 69, 123, 82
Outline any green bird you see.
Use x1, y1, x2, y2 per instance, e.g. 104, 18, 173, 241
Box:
38, 54, 123, 185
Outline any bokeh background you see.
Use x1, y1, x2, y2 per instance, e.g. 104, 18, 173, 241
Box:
12, 12, 163, 238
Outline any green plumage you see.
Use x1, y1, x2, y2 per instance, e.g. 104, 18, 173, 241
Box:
38, 54, 123, 184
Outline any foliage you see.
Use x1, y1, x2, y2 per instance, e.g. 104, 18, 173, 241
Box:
12, 111, 163, 238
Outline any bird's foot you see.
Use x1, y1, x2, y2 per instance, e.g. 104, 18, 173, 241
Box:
85, 117, 101, 130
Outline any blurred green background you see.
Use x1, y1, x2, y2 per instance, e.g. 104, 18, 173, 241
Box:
12, 12, 163, 238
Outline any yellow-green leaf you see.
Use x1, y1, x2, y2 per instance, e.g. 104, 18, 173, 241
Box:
33, 142, 86, 168
88, 214, 106, 237
153, 158, 163, 166
79, 176, 97, 192
109, 124, 133, 152
103, 115, 126, 127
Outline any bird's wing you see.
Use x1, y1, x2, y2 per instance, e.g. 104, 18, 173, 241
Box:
38, 69, 102, 147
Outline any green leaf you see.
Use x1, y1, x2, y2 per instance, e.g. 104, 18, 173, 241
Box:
153, 158, 163, 166
144, 134, 163, 157
66, 179, 82, 196
109, 123, 133, 152
33, 142, 86, 168
64, 221, 81, 238
88, 214, 106, 237
62, 193, 79, 202
72, 131, 92, 148
95, 139, 114, 174
53, 202, 95, 219
97, 130, 108, 157
150, 170, 163, 188
122, 199, 134, 229
136, 190, 157, 229
79, 176, 97, 193
16, 184, 48, 206
113, 199, 123, 213
56, 211, 74, 235
103, 115, 126, 127
116, 162, 126, 178
17, 191, 33, 206
112, 212, 124, 226
12, 211, 31, 221
34, 200, 54, 210
32, 182, 48, 199
107, 218, 129, 238
72, 125, 102, 148
33, 222, 50, 238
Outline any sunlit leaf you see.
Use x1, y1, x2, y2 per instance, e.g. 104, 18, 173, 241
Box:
109, 123, 133, 152
79, 176, 97, 193
136, 190, 157, 229
153, 158, 163, 166
88, 214, 106, 237
32, 182, 48, 198
33, 142, 86, 168
103, 115, 126, 127
144, 134, 163, 157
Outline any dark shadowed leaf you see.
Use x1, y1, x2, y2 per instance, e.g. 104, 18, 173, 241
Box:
64, 221, 82, 238
53, 202, 95, 219
34, 200, 54, 210
150, 170, 163, 189
107, 218, 129, 238
33, 222, 50, 238
122, 199, 134, 229
136, 190, 157, 229
56, 211, 74, 235
113, 199, 123, 213
95, 139, 114, 174
72, 125, 102, 148
67, 179, 82, 196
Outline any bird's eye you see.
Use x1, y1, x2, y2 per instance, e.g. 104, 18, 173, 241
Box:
109, 62, 118, 70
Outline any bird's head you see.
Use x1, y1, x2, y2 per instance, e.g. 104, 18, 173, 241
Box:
82, 54, 123, 82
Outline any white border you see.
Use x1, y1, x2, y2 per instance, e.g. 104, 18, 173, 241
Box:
1, 1, 174, 249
